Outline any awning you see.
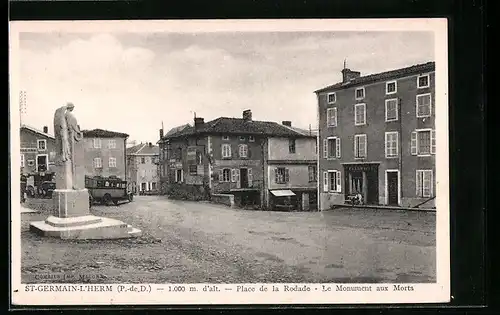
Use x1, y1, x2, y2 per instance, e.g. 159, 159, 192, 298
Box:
270, 190, 296, 197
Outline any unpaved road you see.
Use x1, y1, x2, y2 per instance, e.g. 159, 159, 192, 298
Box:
21, 196, 435, 283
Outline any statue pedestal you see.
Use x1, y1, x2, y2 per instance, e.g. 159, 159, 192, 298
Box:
29, 189, 141, 240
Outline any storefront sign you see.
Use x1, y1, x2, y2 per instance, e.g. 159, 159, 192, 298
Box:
344, 164, 378, 172
21, 147, 37, 153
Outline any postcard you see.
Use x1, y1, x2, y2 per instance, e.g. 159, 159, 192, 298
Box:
10, 18, 450, 305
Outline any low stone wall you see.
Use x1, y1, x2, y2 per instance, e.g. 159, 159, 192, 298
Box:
166, 183, 206, 201
23, 198, 53, 213
211, 194, 235, 208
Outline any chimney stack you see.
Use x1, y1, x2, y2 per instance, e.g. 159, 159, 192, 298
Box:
282, 121, 292, 127
159, 128, 164, 139
43, 126, 48, 133
149, 142, 152, 147
242, 109, 252, 121
194, 117, 204, 130
341, 68, 361, 83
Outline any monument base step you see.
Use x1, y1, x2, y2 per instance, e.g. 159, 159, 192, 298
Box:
29, 215, 142, 240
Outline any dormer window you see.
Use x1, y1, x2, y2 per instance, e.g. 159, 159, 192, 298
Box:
239, 136, 246, 141
222, 136, 229, 141
327, 92, 336, 104
355, 87, 365, 100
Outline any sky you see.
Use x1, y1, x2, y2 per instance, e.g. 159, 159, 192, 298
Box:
17, 30, 434, 144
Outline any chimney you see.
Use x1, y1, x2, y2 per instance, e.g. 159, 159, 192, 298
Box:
282, 121, 292, 127
43, 126, 48, 133
242, 109, 252, 121
341, 68, 361, 83
194, 117, 204, 130
159, 128, 164, 139
149, 142, 152, 147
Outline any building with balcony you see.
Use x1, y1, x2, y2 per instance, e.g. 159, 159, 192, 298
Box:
20, 124, 57, 191
263, 121, 318, 211
82, 129, 129, 180
158, 110, 314, 208
315, 61, 436, 210
126, 142, 160, 193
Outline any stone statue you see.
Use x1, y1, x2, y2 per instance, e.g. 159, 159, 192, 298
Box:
53, 102, 84, 190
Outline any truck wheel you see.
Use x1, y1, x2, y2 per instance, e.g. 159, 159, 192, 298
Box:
113, 199, 119, 206
103, 194, 112, 206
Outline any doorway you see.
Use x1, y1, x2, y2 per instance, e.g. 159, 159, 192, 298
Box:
36, 154, 48, 172
240, 168, 248, 188
386, 170, 399, 206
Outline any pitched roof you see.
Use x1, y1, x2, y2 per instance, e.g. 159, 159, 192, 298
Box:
20, 124, 55, 139
82, 128, 129, 138
314, 61, 435, 93
163, 117, 313, 140
165, 124, 191, 137
126, 142, 159, 155
283, 125, 318, 137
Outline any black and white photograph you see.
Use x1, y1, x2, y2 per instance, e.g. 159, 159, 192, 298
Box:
10, 19, 450, 305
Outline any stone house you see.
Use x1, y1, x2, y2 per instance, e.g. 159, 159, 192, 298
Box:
126, 142, 160, 193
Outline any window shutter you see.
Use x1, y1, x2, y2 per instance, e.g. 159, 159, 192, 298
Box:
336, 138, 341, 158
336, 171, 342, 192
323, 139, 328, 158
285, 169, 290, 183
429, 171, 434, 197
411, 131, 418, 155
248, 168, 253, 187
384, 133, 389, 157
431, 130, 436, 154
236, 169, 241, 188
219, 169, 223, 182
274, 168, 278, 183
326, 109, 331, 126
248, 147, 252, 158
416, 171, 422, 196
333, 108, 337, 126
231, 169, 236, 182
323, 172, 328, 192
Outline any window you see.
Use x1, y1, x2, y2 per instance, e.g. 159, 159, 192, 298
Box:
37, 139, 46, 151
327, 92, 336, 104
141, 157, 146, 164
93, 138, 101, 149
175, 169, 183, 183
323, 137, 341, 159
222, 135, 229, 141
327, 107, 337, 127
108, 139, 116, 149
93, 157, 102, 168
416, 93, 432, 117
21, 154, 24, 167
355, 87, 365, 100
385, 99, 398, 121
288, 139, 296, 154
323, 170, 341, 192
386, 81, 397, 94
385, 132, 399, 158
220, 168, 231, 182
354, 103, 366, 125
239, 144, 248, 158
189, 164, 197, 175
49, 151, 56, 160
152, 182, 157, 190
416, 170, 433, 197
109, 157, 117, 168
417, 74, 430, 88
239, 136, 246, 141
249, 136, 255, 142
411, 129, 436, 156
222, 144, 232, 158
354, 134, 367, 158
308, 165, 317, 182
275, 167, 290, 184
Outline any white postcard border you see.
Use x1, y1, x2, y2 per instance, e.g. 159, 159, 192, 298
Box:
10, 18, 450, 305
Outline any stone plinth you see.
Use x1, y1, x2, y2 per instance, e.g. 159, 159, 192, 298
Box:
52, 189, 90, 218
30, 188, 141, 240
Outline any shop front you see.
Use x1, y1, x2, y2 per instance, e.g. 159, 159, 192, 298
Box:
343, 163, 379, 205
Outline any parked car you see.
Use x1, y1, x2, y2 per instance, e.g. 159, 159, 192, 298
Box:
85, 175, 133, 206
40, 181, 56, 198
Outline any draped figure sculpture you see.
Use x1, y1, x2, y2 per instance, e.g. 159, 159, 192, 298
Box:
53, 103, 84, 190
